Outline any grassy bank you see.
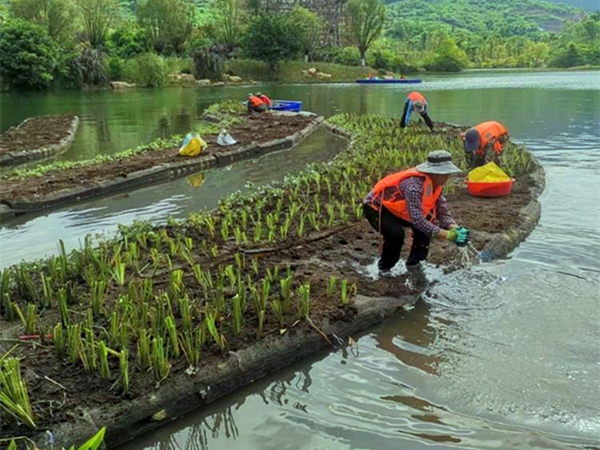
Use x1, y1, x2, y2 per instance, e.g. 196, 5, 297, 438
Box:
225, 60, 375, 83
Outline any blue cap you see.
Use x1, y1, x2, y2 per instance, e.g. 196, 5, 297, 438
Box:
464, 129, 480, 153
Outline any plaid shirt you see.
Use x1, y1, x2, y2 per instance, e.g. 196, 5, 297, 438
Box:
364, 176, 456, 236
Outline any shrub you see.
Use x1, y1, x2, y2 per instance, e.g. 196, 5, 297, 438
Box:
334, 47, 361, 66
423, 37, 468, 72
193, 46, 224, 81
241, 14, 302, 67
0, 19, 58, 90
65, 44, 108, 87
106, 55, 126, 80
109, 24, 148, 58
124, 52, 168, 87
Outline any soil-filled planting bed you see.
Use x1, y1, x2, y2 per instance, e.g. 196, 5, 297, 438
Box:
0, 113, 316, 203
0, 113, 543, 447
0, 115, 80, 167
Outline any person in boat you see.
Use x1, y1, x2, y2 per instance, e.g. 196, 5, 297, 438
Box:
400, 91, 434, 131
363, 150, 470, 276
246, 93, 268, 114
462, 121, 509, 169
400, 74, 407, 80
256, 92, 272, 107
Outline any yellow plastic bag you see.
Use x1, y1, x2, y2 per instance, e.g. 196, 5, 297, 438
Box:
468, 162, 510, 182
179, 133, 207, 157
186, 173, 205, 188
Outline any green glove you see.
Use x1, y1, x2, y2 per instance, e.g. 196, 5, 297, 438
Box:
447, 226, 470, 247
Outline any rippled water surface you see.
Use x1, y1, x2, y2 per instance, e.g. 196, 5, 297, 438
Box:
1, 70, 599, 449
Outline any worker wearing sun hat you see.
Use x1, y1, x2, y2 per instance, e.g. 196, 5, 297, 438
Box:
462, 121, 509, 169
400, 91, 434, 131
363, 150, 470, 275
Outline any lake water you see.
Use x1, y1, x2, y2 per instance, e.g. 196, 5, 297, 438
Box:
1, 70, 599, 449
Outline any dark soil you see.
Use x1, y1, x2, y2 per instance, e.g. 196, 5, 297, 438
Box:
0, 114, 315, 202
0, 115, 77, 156
0, 171, 534, 441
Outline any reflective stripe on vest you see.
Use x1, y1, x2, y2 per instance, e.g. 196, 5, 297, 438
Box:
371, 168, 443, 222
474, 121, 508, 155
407, 91, 426, 104
249, 96, 264, 107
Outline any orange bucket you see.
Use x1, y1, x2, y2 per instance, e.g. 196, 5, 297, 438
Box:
466, 179, 514, 198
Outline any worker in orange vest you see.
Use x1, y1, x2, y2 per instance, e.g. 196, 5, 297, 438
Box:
462, 121, 509, 169
256, 92, 272, 107
363, 150, 469, 277
400, 91, 434, 131
246, 93, 268, 113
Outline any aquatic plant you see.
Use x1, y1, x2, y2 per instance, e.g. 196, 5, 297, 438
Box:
0, 357, 36, 429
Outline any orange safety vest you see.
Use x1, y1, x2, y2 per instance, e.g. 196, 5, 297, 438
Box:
407, 91, 427, 105
248, 95, 264, 107
258, 94, 271, 106
474, 121, 508, 155
371, 168, 443, 223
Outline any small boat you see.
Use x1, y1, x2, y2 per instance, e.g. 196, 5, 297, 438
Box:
269, 100, 303, 112
356, 78, 422, 84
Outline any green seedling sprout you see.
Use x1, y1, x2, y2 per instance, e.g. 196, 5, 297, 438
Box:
99, 341, 111, 380
120, 349, 130, 394
165, 316, 180, 359
151, 337, 171, 383
327, 276, 338, 299
53, 323, 65, 358
0, 357, 36, 429
297, 283, 310, 319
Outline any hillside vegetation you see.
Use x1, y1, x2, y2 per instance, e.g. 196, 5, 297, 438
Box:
0, 0, 598, 92
386, 0, 583, 35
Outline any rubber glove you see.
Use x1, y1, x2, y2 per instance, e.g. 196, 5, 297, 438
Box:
447, 226, 470, 247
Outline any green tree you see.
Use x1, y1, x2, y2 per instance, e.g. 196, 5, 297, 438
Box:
346, 0, 385, 66
77, 0, 120, 48
0, 19, 58, 89
288, 6, 323, 62
137, 0, 195, 55
211, 0, 245, 54
10, 0, 77, 42
424, 36, 468, 72
242, 14, 301, 68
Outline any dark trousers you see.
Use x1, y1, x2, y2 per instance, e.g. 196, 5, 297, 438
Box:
363, 204, 431, 270
248, 104, 268, 113
400, 100, 434, 131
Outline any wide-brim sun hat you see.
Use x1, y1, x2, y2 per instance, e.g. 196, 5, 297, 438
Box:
413, 100, 425, 113
464, 128, 481, 153
416, 150, 462, 175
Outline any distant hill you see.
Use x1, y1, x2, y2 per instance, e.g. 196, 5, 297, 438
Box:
546, 0, 599, 11
385, 0, 586, 36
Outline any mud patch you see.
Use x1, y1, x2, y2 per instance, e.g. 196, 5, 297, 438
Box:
0, 114, 315, 202
0, 115, 79, 167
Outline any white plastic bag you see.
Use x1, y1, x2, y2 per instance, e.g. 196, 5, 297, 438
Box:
217, 129, 237, 146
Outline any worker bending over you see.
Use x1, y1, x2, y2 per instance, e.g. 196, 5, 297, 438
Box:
363, 150, 470, 275
256, 92, 272, 107
463, 121, 509, 169
400, 91, 434, 131
246, 94, 268, 114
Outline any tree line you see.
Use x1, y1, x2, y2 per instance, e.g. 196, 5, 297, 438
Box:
0, 0, 597, 91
